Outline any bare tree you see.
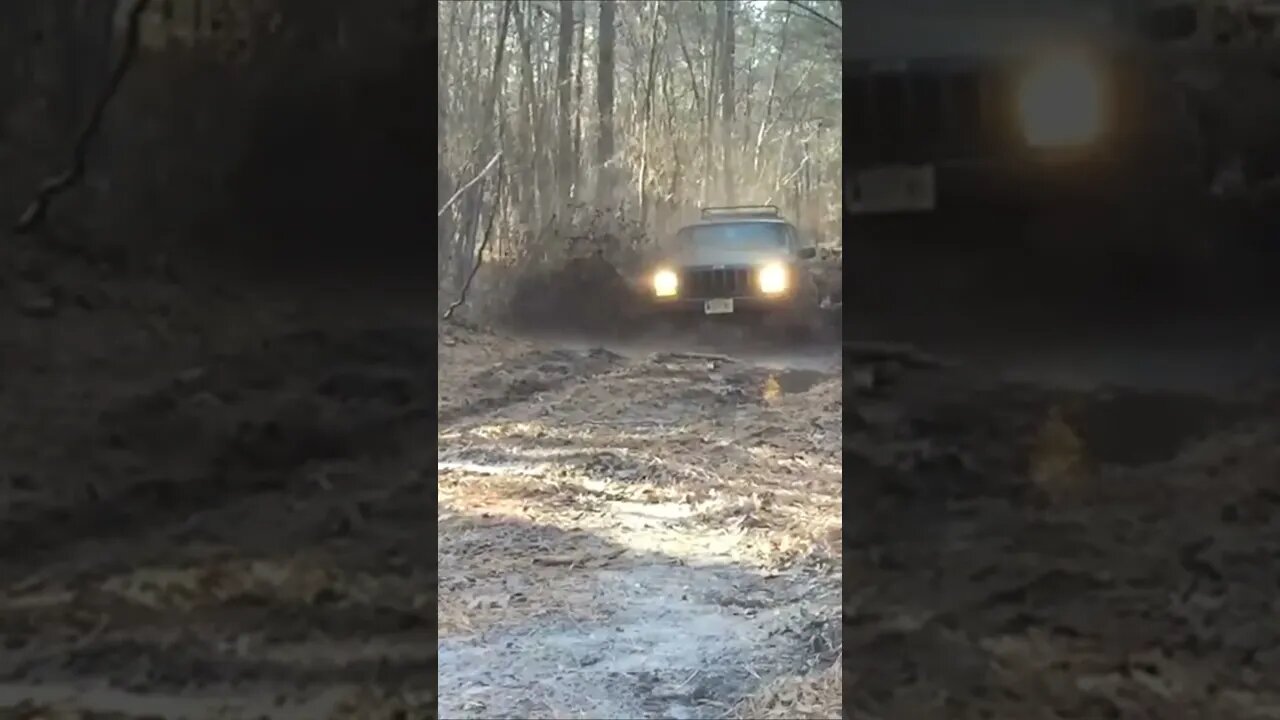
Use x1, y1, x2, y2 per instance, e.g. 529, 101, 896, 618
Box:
596, 0, 616, 206
452, 0, 513, 286
572, 1, 586, 182
719, 0, 736, 205
636, 0, 662, 224
436, 0, 842, 285
703, 2, 721, 204
556, 0, 574, 205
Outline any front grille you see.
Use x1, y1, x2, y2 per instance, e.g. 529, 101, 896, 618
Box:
682, 268, 753, 298
847, 63, 1008, 164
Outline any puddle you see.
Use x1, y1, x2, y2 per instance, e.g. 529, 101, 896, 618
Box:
1044, 389, 1250, 467
762, 369, 830, 402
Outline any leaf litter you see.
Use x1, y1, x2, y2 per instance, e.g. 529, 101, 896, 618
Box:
0, 233, 439, 718
437, 326, 842, 719
841, 353, 1280, 720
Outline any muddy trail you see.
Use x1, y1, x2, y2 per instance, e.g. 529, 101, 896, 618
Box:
436, 324, 842, 719
842, 295, 1280, 718
0, 231, 436, 718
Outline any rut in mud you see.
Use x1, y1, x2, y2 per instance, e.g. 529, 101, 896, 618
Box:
436, 326, 842, 720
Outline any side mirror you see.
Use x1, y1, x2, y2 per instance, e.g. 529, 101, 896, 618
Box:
797, 246, 817, 260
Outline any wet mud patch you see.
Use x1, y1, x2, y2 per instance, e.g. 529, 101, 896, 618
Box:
461, 353, 837, 435
439, 347, 627, 424
639, 356, 838, 411
1065, 389, 1253, 467
0, 220, 448, 714
843, 354, 1280, 719
845, 367, 1262, 509
0, 326, 439, 570
769, 369, 829, 394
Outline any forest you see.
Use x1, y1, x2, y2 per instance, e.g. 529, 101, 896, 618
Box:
436, 0, 842, 299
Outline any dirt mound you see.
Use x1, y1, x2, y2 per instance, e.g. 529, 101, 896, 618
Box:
506, 255, 641, 336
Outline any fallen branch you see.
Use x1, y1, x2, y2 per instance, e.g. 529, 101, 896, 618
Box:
14, 0, 152, 233
438, 151, 503, 219
443, 157, 505, 321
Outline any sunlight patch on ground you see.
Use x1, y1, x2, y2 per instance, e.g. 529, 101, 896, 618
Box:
438, 560, 824, 720
100, 556, 342, 610
437, 421, 843, 575
732, 659, 842, 720
438, 459, 550, 476
453, 418, 696, 444
437, 333, 842, 715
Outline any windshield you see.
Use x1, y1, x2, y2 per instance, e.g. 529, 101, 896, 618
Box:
678, 222, 789, 253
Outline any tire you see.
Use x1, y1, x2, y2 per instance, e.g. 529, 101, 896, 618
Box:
777, 276, 824, 342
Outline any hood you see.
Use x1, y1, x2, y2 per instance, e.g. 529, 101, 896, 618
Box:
846, 0, 1129, 62
669, 246, 790, 268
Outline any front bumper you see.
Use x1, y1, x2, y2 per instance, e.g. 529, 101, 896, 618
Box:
646, 294, 802, 315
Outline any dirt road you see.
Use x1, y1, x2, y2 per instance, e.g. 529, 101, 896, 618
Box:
0, 232, 436, 718
0, 220, 837, 719
843, 301, 1280, 719
436, 325, 842, 719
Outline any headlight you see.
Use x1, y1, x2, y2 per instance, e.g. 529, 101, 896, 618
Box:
653, 268, 679, 297
758, 263, 789, 295
1017, 53, 1104, 148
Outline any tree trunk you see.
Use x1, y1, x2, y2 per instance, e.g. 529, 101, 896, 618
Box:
672, 8, 703, 114
512, 0, 542, 231
573, 1, 586, 199
756, 3, 790, 174
719, 0, 735, 204
596, 0, 616, 206
742, 13, 759, 144
662, 60, 682, 237
556, 0, 574, 206
438, 3, 455, 278
704, 2, 722, 204
637, 0, 662, 225
454, 0, 514, 288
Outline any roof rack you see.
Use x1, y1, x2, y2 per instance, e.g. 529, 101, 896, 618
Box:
699, 205, 781, 220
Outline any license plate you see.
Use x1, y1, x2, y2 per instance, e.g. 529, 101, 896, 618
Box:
704, 298, 734, 315
852, 165, 936, 214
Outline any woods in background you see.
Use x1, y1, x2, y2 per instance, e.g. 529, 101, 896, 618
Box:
437, 0, 841, 293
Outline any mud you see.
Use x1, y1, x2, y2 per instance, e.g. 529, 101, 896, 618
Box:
770, 369, 830, 395
842, 304, 1280, 719
505, 256, 643, 337
437, 329, 842, 719
500, 251, 841, 346
9, 207, 1280, 720
0, 230, 435, 718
